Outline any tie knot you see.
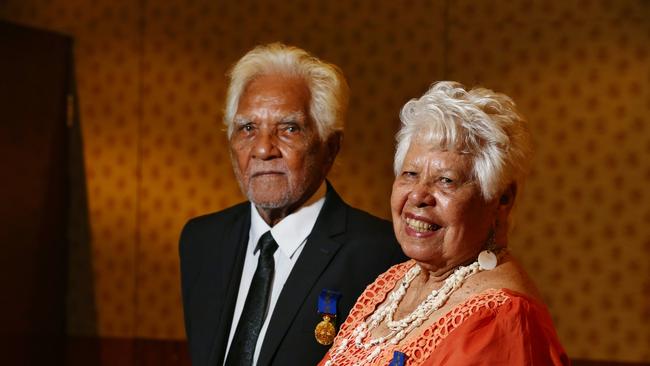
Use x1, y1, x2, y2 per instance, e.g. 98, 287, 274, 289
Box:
256, 231, 278, 256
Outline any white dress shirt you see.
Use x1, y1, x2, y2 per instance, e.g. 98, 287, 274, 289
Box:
223, 190, 326, 365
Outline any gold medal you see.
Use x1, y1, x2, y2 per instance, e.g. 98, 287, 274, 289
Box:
314, 314, 336, 345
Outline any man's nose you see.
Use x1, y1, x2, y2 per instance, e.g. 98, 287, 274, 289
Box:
252, 131, 281, 160
408, 183, 435, 208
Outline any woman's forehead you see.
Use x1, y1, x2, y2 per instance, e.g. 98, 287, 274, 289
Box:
404, 143, 473, 170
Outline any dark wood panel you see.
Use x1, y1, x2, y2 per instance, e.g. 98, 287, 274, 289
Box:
0, 20, 72, 366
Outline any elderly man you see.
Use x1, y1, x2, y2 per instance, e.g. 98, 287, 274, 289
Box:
179, 43, 404, 366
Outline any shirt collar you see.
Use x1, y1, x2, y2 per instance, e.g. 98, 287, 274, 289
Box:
249, 183, 327, 258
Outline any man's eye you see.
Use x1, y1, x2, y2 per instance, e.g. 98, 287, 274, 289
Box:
241, 123, 254, 132
440, 177, 454, 184
283, 123, 300, 133
402, 171, 417, 178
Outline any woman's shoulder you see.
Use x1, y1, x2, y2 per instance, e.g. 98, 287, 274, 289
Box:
422, 287, 570, 366
464, 252, 543, 302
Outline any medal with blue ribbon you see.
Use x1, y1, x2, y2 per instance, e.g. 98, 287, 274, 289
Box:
314, 289, 341, 345
388, 351, 407, 366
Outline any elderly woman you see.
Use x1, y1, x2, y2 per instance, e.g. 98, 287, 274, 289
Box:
319, 82, 569, 365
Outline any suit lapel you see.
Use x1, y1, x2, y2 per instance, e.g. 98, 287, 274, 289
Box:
207, 205, 250, 365
257, 183, 347, 366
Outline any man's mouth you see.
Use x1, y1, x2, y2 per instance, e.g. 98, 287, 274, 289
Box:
405, 217, 441, 233
251, 171, 285, 178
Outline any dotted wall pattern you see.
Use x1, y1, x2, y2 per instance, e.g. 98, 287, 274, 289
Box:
1, 0, 648, 362
446, 0, 650, 361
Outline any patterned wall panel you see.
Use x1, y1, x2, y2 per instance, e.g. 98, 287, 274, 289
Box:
446, 0, 650, 361
136, 0, 234, 339
1, 0, 648, 362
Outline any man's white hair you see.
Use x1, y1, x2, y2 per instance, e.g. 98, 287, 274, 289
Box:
394, 81, 532, 200
224, 43, 349, 139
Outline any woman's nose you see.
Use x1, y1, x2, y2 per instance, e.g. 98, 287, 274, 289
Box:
408, 183, 435, 207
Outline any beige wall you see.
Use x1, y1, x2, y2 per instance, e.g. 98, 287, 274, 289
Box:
1, 0, 648, 362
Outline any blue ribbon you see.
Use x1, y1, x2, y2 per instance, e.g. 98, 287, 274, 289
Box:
388, 351, 407, 366
317, 289, 342, 315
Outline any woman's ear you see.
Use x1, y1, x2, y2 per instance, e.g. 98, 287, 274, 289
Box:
498, 183, 517, 212
494, 183, 517, 247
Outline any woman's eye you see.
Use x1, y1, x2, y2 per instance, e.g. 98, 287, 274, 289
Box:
440, 177, 453, 184
402, 171, 417, 178
240, 123, 254, 132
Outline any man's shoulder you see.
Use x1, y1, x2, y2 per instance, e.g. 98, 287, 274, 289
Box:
321, 186, 396, 243
180, 202, 250, 243
179, 201, 250, 259
185, 201, 250, 227
334, 202, 398, 248
344, 204, 393, 231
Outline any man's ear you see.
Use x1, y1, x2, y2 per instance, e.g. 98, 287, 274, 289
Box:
326, 130, 343, 162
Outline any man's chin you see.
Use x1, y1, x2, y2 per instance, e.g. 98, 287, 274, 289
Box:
247, 191, 291, 210
251, 200, 289, 210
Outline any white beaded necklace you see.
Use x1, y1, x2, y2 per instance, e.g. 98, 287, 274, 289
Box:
325, 256, 492, 366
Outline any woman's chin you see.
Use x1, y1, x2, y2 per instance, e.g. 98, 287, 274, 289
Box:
399, 246, 439, 266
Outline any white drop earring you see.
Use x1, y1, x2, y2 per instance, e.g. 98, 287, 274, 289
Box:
478, 249, 498, 270
478, 225, 499, 270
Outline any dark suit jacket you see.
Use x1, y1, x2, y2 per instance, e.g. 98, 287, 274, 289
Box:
179, 183, 405, 366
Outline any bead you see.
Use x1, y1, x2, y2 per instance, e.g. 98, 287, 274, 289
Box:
330, 258, 487, 365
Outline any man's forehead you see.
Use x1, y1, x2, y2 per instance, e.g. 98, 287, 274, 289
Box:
243, 72, 309, 96
233, 111, 308, 125
236, 73, 310, 108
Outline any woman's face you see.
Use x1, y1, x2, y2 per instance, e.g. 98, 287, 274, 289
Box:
391, 141, 499, 274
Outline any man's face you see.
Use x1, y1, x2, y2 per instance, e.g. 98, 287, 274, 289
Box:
229, 73, 335, 216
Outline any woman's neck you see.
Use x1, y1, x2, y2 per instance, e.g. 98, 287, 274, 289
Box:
415, 255, 478, 284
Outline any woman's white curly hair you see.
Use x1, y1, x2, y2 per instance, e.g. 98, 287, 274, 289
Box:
395, 81, 533, 201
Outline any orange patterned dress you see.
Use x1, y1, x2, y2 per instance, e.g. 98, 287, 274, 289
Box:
319, 261, 569, 366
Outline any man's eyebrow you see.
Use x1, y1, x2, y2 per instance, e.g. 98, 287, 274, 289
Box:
279, 112, 306, 123
233, 116, 252, 125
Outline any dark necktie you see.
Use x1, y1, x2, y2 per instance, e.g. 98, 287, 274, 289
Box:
225, 231, 278, 366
